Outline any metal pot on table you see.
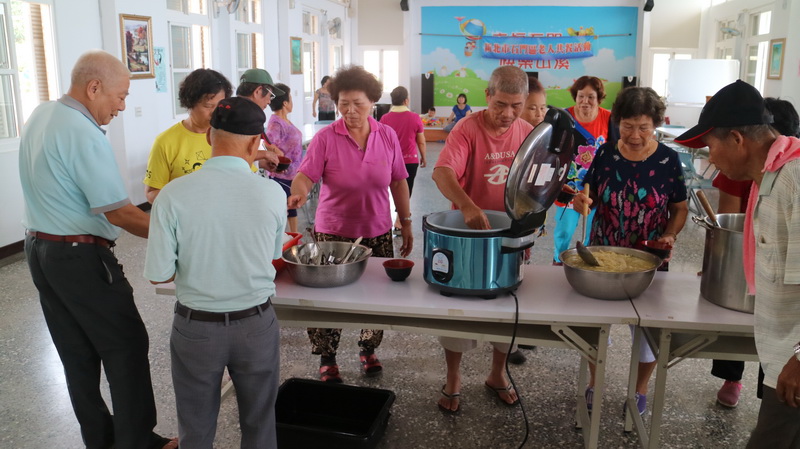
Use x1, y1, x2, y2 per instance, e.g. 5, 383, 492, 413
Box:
692, 213, 755, 313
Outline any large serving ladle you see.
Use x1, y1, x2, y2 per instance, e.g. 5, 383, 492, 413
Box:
575, 183, 600, 267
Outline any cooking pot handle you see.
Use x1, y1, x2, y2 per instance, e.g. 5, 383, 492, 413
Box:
500, 235, 536, 253
691, 215, 713, 230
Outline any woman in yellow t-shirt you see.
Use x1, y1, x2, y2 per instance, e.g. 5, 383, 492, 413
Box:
143, 69, 233, 203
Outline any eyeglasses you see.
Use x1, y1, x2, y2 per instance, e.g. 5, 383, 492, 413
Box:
263, 86, 276, 101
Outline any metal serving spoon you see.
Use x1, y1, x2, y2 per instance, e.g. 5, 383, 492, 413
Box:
576, 184, 600, 267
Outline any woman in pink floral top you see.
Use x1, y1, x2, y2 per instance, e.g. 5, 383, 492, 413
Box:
265, 83, 303, 232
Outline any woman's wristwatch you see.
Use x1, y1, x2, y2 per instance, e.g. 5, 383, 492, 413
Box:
793, 341, 800, 362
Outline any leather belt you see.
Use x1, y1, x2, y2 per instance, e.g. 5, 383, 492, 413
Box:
175, 300, 272, 322
27, 231, 115, 248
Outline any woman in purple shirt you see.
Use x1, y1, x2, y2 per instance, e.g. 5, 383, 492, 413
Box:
265, 83, 303, 233
288, 65, 413, 383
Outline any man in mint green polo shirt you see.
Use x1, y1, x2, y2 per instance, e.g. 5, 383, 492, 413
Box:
145, 97, 287, 448
19, 50, 176, 449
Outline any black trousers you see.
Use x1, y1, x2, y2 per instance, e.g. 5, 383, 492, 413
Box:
405, 163, 419, 198
711, 359, 745, 382
318, 110, 335, 121
25, 235, 164, 449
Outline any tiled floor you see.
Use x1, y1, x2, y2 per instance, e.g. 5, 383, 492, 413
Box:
0, 142, 761, 448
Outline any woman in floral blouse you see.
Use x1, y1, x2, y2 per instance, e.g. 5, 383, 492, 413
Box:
574, 86, 688, 417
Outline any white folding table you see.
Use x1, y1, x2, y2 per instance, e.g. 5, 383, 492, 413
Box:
624, 271, 757, 449
158, 261, 639, 449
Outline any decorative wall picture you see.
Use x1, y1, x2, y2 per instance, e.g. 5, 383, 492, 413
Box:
120, 14, 154, 79
767, 38, 785, 80
290, 37, 303, 74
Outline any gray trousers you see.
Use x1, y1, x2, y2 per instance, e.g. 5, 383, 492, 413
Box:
171, 303, 280, 449
746, 386, 800, 449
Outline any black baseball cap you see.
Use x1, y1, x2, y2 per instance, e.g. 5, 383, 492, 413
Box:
675, 80, 773, 148
210, 97, 266, 135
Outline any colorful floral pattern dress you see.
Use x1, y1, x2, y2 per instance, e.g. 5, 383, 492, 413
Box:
584, 142, 687, 248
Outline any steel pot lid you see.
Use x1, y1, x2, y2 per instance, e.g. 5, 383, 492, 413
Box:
505, 107, 578, 227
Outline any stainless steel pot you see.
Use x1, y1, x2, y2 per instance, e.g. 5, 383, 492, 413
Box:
692, 213, 755, 313
282, 242, 371, 288
560, 246, 660, 300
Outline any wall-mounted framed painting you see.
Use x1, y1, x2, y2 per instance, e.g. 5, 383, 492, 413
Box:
120, 14, 154, 79
290, 37, 303, 75
767, 38, 785, 80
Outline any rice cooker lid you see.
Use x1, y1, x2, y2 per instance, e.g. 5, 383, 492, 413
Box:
504, 107, 578, 227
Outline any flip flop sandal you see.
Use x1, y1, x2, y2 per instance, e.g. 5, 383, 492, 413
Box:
437, 385, 461, 414
484, 381, 520, 407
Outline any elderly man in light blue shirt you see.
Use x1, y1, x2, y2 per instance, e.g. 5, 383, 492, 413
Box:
20, 50, 175, 449
145, 97, 287, 449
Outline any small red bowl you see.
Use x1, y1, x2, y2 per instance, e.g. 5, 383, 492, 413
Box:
641, 240, 672, 259
383, 259, 414, 282
276, 156, 291, 172
556, 184, 577, 204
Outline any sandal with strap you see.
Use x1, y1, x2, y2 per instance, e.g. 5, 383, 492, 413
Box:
484, 381, 520, 407
359, 352, 383, 377
437, 385, 461, 414
319, 364, 343, 383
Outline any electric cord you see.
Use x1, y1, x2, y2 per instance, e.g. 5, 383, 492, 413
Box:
506, 289, 530, 449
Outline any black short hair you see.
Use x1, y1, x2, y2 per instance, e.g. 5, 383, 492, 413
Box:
456, 93, 467, 103
328, 65, 383, 103
765, 97, 800, 137
321, 75, 331, 86
390, 86, 408, 106
269, 83, 291, 112
428, 106, 436, 112
610, 87, 665, 127
178, 68, 232, 110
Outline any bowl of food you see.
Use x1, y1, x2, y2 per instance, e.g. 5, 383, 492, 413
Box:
282, 241, 371, 288
640, 240, 672, 259
276, 156, 291, 172
382, 259, 414, 282
559, 246, 661, 300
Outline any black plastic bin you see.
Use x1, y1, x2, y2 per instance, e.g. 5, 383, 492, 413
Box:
276, 378, 396, 449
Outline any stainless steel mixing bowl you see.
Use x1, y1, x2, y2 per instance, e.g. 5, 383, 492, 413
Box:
559, 246, 661, 300
282, 241, 371, 288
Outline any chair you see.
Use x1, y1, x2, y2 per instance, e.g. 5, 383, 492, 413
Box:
677, 150, 715, 214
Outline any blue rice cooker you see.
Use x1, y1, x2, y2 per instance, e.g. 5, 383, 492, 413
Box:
423, 108, 580, 298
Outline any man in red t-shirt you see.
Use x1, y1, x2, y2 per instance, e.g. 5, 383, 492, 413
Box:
432, 66, 533, 414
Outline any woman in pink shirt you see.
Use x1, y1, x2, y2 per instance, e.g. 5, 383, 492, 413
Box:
288, 65, 413, 383
380, 85, 427, 231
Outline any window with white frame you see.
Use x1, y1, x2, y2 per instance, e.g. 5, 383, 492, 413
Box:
235, 32, 263, 80
743, 9, 770, 92
169, 23, 211, 115
235, 0, 261, 24
167, 0, 205, 15
363, 49, 399, 93
0, 0, 57, 140
233, 0, 263, 82
302, 10, 322, 100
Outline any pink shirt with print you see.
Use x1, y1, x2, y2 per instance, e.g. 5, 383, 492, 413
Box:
298, 117, 408, 238
435, 111, 533, 212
